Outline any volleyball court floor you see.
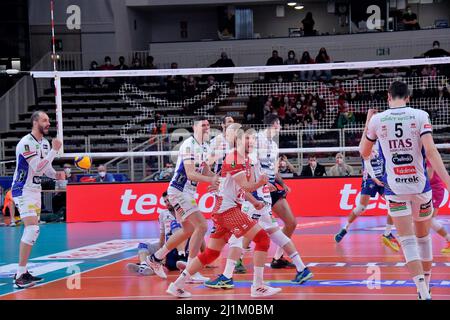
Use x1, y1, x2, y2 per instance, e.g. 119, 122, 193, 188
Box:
1, 216, 449, 300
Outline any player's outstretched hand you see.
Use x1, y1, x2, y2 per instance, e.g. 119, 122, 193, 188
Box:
52, 138, 63, 151
259, 174, 269, 186
283, 184, 291, 193
372, 178, 384, 187
253, 201, 265, 210
210, 175, 220, 189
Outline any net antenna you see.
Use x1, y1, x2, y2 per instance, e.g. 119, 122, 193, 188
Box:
50, 0, 65, 154
30, 56, 450, 158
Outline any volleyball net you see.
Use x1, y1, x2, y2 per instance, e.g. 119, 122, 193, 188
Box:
28, 56, 450, 164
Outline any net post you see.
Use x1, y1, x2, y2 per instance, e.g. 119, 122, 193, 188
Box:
54, 74, 64, 154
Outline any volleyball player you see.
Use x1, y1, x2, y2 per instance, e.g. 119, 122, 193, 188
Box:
205, 147, 313, 289
334, 142, 400, 251
426, 159, 450, 253
360, 81, 450, 300
11, 111, 64, 288
167, 125, 281, 298
257, 114, 297, 268
148, 116, 219, 283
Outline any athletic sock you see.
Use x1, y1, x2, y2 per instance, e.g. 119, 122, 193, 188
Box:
384, 224, 393, 237
424, 271, 432, 290
413, 275, 431, 300
16, 266, 27, 278
223, 259, 236, 279
174, 270, 191, 288
289, 252, 306, 272
274, 247, 284, 260
154, 245, 170, 260
253, 266, 264, 286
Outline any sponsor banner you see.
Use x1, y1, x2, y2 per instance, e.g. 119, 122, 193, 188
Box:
32, 239, 158, 260
67, 178, 450, 222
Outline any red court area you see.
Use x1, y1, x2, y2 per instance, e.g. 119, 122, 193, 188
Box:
2, 217, 450, 300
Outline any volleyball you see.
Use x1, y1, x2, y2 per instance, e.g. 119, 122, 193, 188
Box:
74, 155, 92, 171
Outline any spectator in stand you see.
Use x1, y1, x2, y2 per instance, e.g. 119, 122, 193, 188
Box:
184, 75, 198, 97
86, 60, 100, 88
423, 41, 450, 58
371, 68, 385, 80
278, 155, 298, 178
63, 163, 78, 184
438, 84, 450, 99
299, 51, 314, 81
301, 155, 326, 177
402, 6, 420, 31
301, 12, 315, 36
265, 50, 284, 81
336, 101, 356, 128
99, 56, 115, 88
210, 52, 235, 83
285, 107, 301, 125
95, 165, 115, 183
284, 50, 299, 81
166, 62, 185, 101
115, 56, 129, 70
314, 48, 332, 81
158, 162, 175, 181
329, 153, 354, 176
421, 65, 438, 78
303, 104, 319, 141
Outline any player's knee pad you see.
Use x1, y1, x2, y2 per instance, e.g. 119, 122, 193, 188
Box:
431, 218, 443, 232
398, 235, 420, 263
198, 248, 220, 266
137, 242, 150, 255
353, 205, 367, 216
253, 229, 270, 252
228, 235, 243, 249
21, 225, 40, 246
270, 229, 290, 248
417, 234, 433, 262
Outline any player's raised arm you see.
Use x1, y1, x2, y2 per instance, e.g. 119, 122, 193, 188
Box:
25, 138, 61, 175
233, 171, 268, 193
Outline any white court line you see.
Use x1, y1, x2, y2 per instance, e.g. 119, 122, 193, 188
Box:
76, 271, 450, 280
37, 292, 450, 300
0, 256, 132, 298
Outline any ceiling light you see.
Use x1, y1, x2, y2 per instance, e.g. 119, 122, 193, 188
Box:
294, 5, 304, 10
287, 2, 297, 6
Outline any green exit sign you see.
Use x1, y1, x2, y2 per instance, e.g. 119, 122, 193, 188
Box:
376, 48, 390, 56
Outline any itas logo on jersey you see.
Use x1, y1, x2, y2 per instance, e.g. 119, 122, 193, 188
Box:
388, 139, 412, 150
395, 176, 419, 184
392, 153, 413, 165
394, 166, 417, 175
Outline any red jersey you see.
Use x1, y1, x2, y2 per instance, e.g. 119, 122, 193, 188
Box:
215, 150, 252, 213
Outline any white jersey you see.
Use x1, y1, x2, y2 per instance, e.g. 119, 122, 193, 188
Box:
158, 209, 178, 241
250, 160, 272, 205
366, 106, 432, 195
256, 130, 278, 185
11, 134, 53, 197
168, 136, 210, 195
209, 133, 230, 174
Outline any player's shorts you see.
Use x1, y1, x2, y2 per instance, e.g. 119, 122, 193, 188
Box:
431, 184, 445, 209
270, 189, 287, 206
13, 191, 41, 219
385, 191, 433, 221
167, 191, 199, 222
210, 206, 257, 241
361, 178, 384, 197
242, 201, 279, 230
